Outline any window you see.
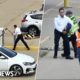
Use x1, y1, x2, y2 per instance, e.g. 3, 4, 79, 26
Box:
0, 52, 6, 59
0, 47, 17, 58
31, 14, 42, 20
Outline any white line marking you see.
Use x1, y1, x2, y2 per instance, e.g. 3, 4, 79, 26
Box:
57, 1, 64, 7
45, 8, 57, 14
40, 36, 50, 44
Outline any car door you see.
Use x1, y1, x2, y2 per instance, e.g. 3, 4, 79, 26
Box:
37, 14, 43, 28
31, 14, 42, 28
0, 52, 8, 71
35, 14, 42, 26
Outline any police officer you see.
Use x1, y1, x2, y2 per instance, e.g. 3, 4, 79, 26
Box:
13, 25, 30, 50
62, 11, 78, 58
54, 7, 73, 59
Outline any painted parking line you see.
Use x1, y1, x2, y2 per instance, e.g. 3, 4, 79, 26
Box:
56, 1, 64, 7
4, 45, 39, 52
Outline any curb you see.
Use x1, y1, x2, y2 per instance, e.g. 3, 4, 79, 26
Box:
4, 46, 39, 51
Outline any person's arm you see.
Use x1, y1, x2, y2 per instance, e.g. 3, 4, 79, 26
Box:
54, 17, 67, 34
76, 31, 80, 41
67, 17, 73, 27
54, 18, 60, 29
13, 29, 17, 35
63, 17, 73, 34
76, 39, 80, 41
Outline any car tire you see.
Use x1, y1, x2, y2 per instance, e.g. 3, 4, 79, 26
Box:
27, 26, 40, 37
9, 65, 23, 77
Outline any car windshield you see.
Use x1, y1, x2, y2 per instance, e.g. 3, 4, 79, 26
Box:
0, 47, 17, 58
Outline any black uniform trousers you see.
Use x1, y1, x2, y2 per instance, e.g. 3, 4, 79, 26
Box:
63, 34, 77, 57
54, 29, 70, 58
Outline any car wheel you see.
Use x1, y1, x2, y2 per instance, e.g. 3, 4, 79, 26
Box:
28, 26, 40, 37
10, 65, 23, 76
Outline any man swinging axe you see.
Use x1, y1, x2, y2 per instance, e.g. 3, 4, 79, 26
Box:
13, 24, 30, 50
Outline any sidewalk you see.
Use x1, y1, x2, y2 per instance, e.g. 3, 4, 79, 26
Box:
37, 50, 80, 80
36, 1, 80, 79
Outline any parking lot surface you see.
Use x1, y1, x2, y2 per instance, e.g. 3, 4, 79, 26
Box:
0, 0, 43, 80
36, 0, 80, 80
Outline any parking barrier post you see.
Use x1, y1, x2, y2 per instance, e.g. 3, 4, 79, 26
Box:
0, 28, 4, 46
64, 0, 69, 8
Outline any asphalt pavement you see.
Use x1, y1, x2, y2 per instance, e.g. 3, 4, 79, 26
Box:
44, 0, 80, 11
36, 0, 80, 80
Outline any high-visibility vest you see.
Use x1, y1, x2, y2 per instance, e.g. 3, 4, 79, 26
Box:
68, 16, 79, 37
76, 31, 80, 48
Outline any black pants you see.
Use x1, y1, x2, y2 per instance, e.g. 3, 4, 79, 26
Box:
69, 34, 77, 57
63, 34, 77, 57
13, 34, 30, 50
54, 29, 70, 58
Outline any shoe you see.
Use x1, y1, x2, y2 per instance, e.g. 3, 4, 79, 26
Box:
61, 53, 65, 57
27, 48, 30, 50
12, 48, 15, 50
65, 56, 73, 60
53, 56, 57, 59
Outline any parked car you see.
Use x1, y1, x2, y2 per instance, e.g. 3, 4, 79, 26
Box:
0, 47, 36, 76
21, 11, 44, 37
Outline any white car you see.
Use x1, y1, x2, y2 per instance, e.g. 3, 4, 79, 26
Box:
0, 47, 36, 76
21, 11, 44, 36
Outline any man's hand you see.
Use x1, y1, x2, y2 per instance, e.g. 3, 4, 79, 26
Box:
63, 31, 67, 34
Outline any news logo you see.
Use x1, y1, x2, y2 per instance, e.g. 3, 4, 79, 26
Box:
0, 71, 18, 77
